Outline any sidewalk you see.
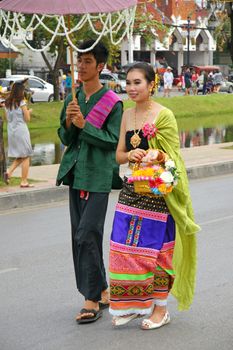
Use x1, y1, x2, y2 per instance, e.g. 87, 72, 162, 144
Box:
0, 142, 233, 212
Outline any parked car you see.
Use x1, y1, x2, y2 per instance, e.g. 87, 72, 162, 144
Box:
99, 72, 125, 93
197, 78, 233, 94
122, 62, 141, 72
31, 143, 55, 166
0, 75, 54, 102
114, 71, 126, 92
228, 72, 233, 83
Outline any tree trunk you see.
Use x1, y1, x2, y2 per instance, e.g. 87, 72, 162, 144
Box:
0, 117, 6, 180
50, 70, 60, 101
40, 39, 65, 101
226, 2, 233, 63
230, 5, 233, 63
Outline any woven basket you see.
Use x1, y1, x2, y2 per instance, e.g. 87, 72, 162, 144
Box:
133, 180, 152, 194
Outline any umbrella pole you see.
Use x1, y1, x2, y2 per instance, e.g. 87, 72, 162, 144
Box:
67, 15, 76, 101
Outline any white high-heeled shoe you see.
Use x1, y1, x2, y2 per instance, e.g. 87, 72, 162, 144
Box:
141, 312, 170, 330
112, 314, 139, 327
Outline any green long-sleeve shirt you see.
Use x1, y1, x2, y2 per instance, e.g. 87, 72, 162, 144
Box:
56, 86, 123, 192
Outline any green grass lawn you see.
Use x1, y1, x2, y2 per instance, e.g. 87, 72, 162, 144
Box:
1, 94, 233, 131
0, 177, 39, 187
1, 93, 233, 188
1, 93, 233, 145
124, 94, 233, 119
30, 94, 233, 126
1, 93, 233, 131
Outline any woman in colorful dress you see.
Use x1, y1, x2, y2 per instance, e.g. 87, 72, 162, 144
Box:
109, 62, 200, 329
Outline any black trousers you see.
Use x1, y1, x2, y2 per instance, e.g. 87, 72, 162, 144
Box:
69, 188, 109, 302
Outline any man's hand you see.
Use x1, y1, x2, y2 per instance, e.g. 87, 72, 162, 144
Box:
66, 99, 86, 129
71, 105, 86, 129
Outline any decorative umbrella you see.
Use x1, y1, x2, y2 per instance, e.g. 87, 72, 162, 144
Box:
0, 0, 137, 98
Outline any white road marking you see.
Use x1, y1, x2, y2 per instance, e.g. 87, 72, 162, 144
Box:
0, 267, 19, 274
0, 200, 68, 216
200, 215, 233, 226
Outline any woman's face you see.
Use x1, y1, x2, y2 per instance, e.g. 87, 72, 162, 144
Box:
126, 69, 153, 102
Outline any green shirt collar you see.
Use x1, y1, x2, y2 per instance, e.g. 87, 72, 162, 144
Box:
78, 85, 108, 105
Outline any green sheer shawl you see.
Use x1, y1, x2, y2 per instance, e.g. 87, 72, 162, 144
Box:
148, 108, 200, 310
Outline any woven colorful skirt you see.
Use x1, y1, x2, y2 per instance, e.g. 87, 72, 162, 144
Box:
109, 179, 175, 316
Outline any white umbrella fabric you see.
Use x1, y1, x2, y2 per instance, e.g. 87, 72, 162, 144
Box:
0, 0, 137, 98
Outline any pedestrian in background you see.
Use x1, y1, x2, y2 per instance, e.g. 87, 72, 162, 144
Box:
58, 72, 65, 101
7, 80, 14, 92
163, 66, 173, 97
213, 70, 223, 93
191, 69, 199, 95
65, 71, 72, 97
56, 40, 123, 324
202, 70, 208, 95
109, 62, 199, 329
184, 67, 192, 95
4, 82, 34, 188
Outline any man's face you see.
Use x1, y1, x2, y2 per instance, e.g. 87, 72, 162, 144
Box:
77, 53, 104, 82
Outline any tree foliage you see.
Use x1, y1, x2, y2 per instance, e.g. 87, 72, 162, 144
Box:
133, 10, 168, 47
0, 58, 16, 77
215, 12, 231, 52
2, 6, 167, 99
212, 3, 233, 64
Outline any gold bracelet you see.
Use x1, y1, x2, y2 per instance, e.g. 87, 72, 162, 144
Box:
157, 151, 166, 164
127, 150, 133, 162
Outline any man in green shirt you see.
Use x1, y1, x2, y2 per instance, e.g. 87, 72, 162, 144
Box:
56, 40, 123, 324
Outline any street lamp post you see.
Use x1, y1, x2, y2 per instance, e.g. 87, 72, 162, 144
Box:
187, 16, 191, 67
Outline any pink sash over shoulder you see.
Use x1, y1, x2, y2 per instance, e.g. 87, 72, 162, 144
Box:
85, 90, 121, 129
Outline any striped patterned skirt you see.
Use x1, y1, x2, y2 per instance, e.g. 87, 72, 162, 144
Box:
109, 179, 175, 316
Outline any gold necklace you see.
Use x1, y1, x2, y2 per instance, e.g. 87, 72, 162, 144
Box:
130, 101, 152, 148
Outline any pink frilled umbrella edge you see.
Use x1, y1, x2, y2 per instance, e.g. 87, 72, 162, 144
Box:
0, 0, 137, 15
0, 0, 137, 100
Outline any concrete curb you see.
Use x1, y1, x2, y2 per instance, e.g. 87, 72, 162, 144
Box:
186, 160, 233, 179
0, 186, 69, 212
0, 161, 232, 212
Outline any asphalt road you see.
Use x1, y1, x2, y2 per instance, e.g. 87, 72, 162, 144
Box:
0, 174, 233, 350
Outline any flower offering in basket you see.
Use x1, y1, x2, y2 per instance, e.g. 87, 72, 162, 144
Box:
127, 150, 179, 196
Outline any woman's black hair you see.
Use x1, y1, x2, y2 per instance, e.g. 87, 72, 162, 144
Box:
127, 62, 155, 84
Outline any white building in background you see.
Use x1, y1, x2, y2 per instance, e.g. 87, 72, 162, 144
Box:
121, 0, 217, 74
4, 30, 56, 78
2, 0, 218, 77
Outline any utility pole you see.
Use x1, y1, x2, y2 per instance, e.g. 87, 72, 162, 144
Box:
226, 2, 233, 63
0, 115, 6, 181
187, 16, 191, 67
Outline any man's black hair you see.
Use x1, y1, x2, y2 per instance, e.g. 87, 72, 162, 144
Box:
78, 40, 109, 65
